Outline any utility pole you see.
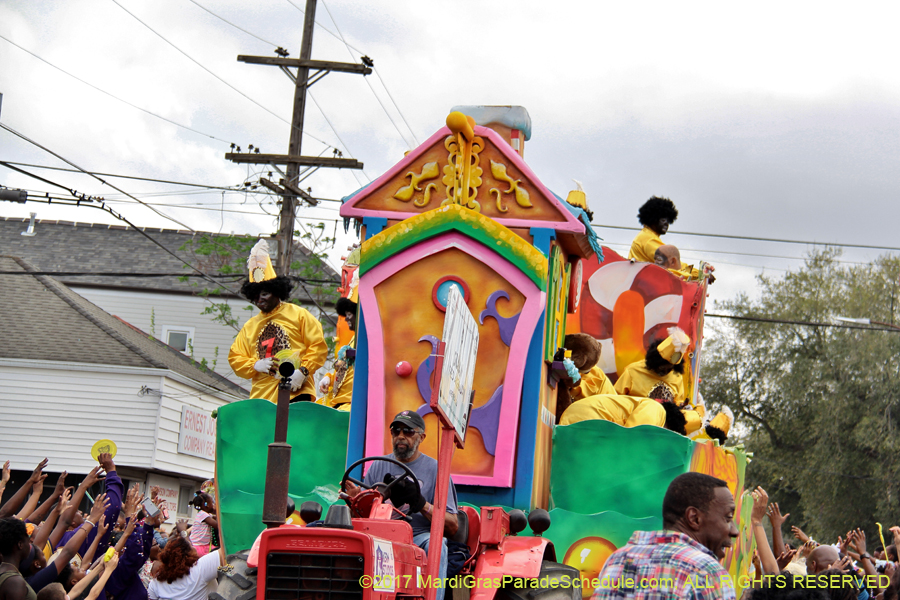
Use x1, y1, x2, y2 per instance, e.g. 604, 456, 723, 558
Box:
227, 0, 370, 275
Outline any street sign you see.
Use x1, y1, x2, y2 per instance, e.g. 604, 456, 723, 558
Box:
431, 285, 479, 446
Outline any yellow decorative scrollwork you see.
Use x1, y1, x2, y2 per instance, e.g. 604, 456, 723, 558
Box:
415, 183, 438, 208
488, 160, 532, 212
392, 161, 440, 204
441, 112, 484, 212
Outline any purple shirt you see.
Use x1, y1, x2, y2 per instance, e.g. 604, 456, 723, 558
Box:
58, 471, 124, 559
105, 522, 154, 600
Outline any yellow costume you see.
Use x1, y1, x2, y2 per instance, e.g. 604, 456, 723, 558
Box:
570, 365, 616, 401
560, 394, 665, 427
628, 226, 699, 279
228, 302, 328, 402
614, 362, 686, 406
319, 337, 354, 411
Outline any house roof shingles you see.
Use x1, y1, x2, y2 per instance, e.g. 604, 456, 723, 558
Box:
0, 256, 248, 398
0, 217, 338, 300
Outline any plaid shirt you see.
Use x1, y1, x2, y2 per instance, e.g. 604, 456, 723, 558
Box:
592, 530, 736, 600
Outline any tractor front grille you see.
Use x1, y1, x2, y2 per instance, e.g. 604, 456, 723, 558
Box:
265, 553, 365, 600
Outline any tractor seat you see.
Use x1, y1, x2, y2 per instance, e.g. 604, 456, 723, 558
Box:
451, 509, 468, 544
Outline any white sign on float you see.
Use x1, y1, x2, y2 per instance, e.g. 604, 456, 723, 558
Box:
436, 285, 479, 443
178, 405, 216, 460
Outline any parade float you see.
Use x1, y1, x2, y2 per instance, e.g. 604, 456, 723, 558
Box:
214, 106, 756, 598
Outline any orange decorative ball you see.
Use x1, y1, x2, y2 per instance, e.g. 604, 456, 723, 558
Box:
564, 536, 617, 598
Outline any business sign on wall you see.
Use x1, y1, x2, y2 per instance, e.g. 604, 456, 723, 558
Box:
178, 405, 216, 460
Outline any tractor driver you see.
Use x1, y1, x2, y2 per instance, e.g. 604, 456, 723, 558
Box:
343, 410, 458, 600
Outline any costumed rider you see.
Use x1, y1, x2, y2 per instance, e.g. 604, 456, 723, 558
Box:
560, 328, 706, 437
228, 240, 329, 403
629, 196, 714, 283
554, 333, 615, 421
317, 296, 357, 411
342, 411, 458, 600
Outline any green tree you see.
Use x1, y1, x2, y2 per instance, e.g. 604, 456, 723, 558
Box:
700, 248, 900, 544
179, 226, 339, 343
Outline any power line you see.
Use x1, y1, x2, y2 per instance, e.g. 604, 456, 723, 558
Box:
186, 0, 280, 48
1, 162, 345, 202
0, 34, 234, 145
0, 126, 240, 294
705, 313, 900, 332
319, 0, 414, 149
307, 92, 370, 185
108, 0, 333, 150
592, 224, 900, 253
283, 0, 419, 145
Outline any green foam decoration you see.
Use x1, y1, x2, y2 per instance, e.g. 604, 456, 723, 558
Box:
216, 399, 350, 553
545, 508, 661, 562
550, 420, 693, 518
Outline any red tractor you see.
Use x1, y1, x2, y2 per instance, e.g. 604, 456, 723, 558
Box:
214, 454, 580, 600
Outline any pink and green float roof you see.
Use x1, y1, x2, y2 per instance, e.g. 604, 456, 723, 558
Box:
360, 204, 548, 290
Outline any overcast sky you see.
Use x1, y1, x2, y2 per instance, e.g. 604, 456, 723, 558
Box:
2, 0, 899, 310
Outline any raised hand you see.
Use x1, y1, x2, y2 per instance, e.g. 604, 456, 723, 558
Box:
776, 549, 797, 570
97, 453, 115, 474
791, 525, 810, 543
82, 466, 101, 488
53, 471, 68, 496
767, 502, 790, 527
57, 488, 73, 515
830, 555, 853, 574
106, 551, 120, 571
123, 484, 143, 518
89, 493, 110, 524
850, 528, 868, 556
1, 461, 9, 486
97, 516, 110, 538
28, 458, 49, 484
890, 526, 900, 545
750, 487, 769, 525
800, 540, 816, 558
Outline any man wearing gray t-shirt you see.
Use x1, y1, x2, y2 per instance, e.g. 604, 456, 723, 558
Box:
343, 410, 458, 600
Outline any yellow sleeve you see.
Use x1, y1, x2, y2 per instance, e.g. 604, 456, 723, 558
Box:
572, 366, 616, 400
299, 312, 328, 375
228, 322, 259, 380
628, 228, 663, 263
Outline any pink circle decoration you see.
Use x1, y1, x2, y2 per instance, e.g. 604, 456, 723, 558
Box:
395, 361, 412, 377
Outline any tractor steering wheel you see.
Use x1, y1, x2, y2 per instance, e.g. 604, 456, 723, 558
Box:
341, 456, 422, 506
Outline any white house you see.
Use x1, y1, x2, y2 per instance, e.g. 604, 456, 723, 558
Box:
0, 217, 340, 389
0, 255, 248, 524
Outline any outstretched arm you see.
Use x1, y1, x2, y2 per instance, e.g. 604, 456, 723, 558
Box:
767, 502, 789, 556
0, 458, 47, 518
15, 471, 47, 520
27, 471, 67, 524
750, 487, 779, 576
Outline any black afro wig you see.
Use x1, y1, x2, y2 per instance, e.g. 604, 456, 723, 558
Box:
637, 196, 678, 227
645, 338, 685, 375
240, 275, 294, 303
335, 297, 358, 315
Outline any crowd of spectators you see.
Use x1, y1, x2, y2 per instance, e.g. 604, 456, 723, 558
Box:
0, 458, 223, 600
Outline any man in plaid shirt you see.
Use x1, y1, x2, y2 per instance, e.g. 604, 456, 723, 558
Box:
592, 473, 738, 599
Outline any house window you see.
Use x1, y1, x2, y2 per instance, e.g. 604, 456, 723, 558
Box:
177, 485, 194, 516
162, 327, 195, 353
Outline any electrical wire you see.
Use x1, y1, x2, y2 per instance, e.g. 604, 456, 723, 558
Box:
1, 162, 345, 202
0, 34, 234, 145
592, 224, 900, 253
283, 0, 419, 146
109, 0, 334, 150
319, 0, 414, 149
307, 92, 370, 185
0, 128, 241, 294
185, 0, 280, 48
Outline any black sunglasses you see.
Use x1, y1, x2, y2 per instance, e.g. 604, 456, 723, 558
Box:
390, 425, 420, 436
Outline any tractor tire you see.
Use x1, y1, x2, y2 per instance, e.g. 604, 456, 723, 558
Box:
210, 553, 258, 600
495, 560, 581, 600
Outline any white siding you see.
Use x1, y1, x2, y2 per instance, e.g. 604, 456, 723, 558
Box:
153, 377, 226, 479
71, 287, 252, 386
0, 364, 161, 473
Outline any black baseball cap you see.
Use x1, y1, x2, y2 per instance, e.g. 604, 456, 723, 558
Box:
390, 410, 425, 431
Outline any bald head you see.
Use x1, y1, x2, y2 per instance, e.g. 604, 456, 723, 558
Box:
654, 244, 681, 270
808, 545, 840, 574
